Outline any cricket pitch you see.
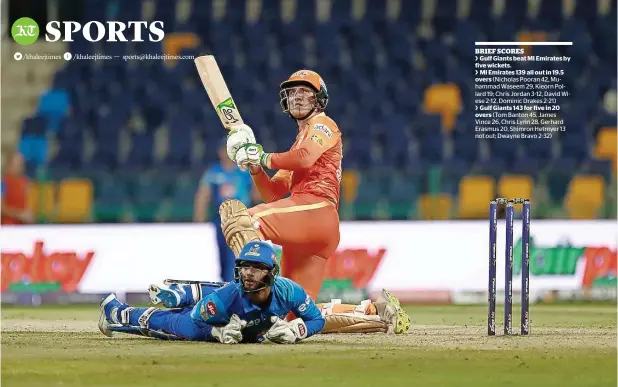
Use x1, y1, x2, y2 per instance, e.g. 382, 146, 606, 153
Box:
2, 304, 616, 387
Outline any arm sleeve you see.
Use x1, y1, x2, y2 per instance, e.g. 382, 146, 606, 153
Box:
250, 169, 291, 203
269, 126, 340, 171
190, 292, 232, 341
290, 283, 325, 337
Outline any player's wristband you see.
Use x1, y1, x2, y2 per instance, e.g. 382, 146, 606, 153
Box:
260, 153, 273, 169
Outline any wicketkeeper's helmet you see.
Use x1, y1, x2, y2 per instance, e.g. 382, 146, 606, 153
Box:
234, 241, 280, 293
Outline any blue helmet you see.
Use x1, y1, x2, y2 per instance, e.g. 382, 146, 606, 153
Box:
234, 241, 280, 292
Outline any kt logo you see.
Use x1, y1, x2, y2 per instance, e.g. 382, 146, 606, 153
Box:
11, 17, 39, 45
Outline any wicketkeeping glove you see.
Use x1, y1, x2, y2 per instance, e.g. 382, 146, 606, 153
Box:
211, 314, 247, 344
234, 143, 272, 171
265, 316, 307, 344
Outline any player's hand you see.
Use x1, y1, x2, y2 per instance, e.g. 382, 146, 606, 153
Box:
226, 124, 256, 162
235, 143, 272, 171
265, 316, 307, 344
211, 314, 247, 344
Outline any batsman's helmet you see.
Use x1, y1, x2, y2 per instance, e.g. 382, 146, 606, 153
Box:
234, 241, 280, 292
279, 70, 329, 116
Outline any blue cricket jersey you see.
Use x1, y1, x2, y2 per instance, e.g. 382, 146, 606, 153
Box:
201, 163, 252, 216
190, 277, 325, 343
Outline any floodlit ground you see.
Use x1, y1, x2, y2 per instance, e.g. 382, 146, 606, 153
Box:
2, 304, 616, 387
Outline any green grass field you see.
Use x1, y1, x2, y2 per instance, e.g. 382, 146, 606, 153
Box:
2, 304, 616, 387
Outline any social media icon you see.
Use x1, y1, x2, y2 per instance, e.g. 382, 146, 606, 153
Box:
63, 52, 72, 61
14, 52, 23, 61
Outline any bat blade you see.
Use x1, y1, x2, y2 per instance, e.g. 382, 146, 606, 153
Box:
194, 55, 243, 129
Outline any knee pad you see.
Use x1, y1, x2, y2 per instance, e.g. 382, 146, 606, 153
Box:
219, 199, 261, 257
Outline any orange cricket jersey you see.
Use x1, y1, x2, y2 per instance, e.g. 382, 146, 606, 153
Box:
271, 113, 343, 208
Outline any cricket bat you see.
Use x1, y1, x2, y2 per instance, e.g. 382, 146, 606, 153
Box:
194, 55, 243, 130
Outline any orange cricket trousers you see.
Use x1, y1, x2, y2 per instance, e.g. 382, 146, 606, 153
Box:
249, 193, 340, 301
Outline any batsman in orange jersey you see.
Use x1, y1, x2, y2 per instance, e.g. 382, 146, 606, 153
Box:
222, 70, 341, 302
218, 70, 410, 334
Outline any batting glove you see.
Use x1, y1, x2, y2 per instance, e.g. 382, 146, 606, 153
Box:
265, 316, 307, 344
226, 124, 256, 162
211, 314, 247, 344
235, 143, 272, 171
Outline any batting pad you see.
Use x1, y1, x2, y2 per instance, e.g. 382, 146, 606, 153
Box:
219, 199, 261, 256
321, 314, 390, 334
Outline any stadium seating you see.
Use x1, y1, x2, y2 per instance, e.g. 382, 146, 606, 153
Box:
17, 0, 617, 222
417, 193, 453, 220
422, 83, 462, 132
595, 127, 617, 173
565, 175, 606, 219
457, 176, 495, 219
28, 182, 56, 221
340, 170, 360, 204
56, 179, 94, 223
497, 175, 534, 203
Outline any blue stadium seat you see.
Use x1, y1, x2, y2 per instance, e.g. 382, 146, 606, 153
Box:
469, 0, 492, 23
591, 17, 617, 63
487, 138, 520, 166
387, 170, 420, 220
418, 132, 444, 164
347, 135, 372, 169
452, 21, 484, 61
504, 0, 527, 27
476, 158, 507, 179
583, 158, 613, 183
546, 157, 578, 203
510, 157, 545, 179
115, 0, 141, 21
171, 176, 199, 220
153, 0, 177, 26
399, 2, 421, 29
354, 170, 387, 220
88, 130, 120, 171
36, 0, 617, 222
573, 0, 599, 24
127, 133, 155, 168
452, 132, 479, 164
134, 173, 167, 221
96, 176, 128, 220
560, 131, 590, 163
441, 158, 471, 195
539, 0, 563, 29
166, 115, 194, 168
523, 137, 553, 164
51, 126, 84, 169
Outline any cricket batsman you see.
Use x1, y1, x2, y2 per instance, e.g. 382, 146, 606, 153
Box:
220, 69, 342, 304
98, 241, 324, 344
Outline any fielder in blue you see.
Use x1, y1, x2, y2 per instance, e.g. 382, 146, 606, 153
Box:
194, 140, 255, 282
99, 241, 325, 344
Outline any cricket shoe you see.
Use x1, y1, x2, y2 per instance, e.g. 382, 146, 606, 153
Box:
149, 283, 186, 308
374, 289, 411, 334
99, 293, 172, 339
98, 293, 128, 337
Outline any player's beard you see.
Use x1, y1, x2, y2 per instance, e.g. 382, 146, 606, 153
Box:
242, 273, 264, 291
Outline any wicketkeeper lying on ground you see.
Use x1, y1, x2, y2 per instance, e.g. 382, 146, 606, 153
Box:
99, 242, 410, 343
148, 252, 411, 335
99, 241, 323, 344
